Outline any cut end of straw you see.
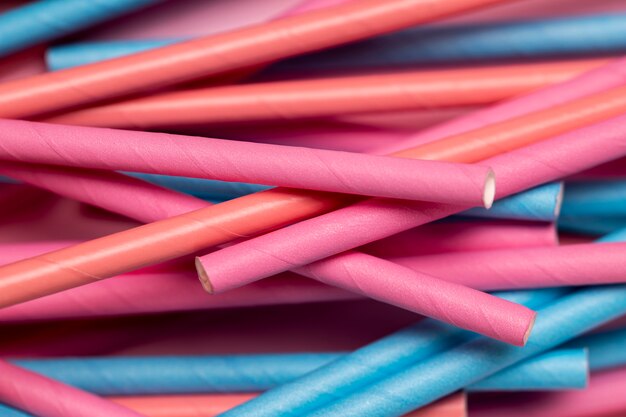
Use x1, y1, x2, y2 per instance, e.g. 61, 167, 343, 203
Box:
483, 169, 496, 209
522, 312, 537, 346
195, 257, 214, 294
554, 182, 565, 217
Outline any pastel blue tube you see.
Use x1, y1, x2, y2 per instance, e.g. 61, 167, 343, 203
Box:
566, 328, 626, 371
598, 227, 626, 243
13, 353, 342, 395
463, 182, 562, 222
306, 285, 626, 417
218, 288, 566, 417
47, 13, 626, 71
0, 0, 163, 57
467, 348, 588, 391
275, 13, 626, 72
126, 172, 271, 201
557, 216, 626, 236
48, 38, 182, 71
561, 180, 626, 217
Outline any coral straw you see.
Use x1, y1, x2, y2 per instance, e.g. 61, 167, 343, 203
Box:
2, 58, 626, 309
0, 119, 496, 206
44, 60, 604, 128
0, 0, 509, 118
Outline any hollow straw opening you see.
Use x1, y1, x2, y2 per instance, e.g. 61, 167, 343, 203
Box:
195, 257, 214, 294
483, 169, 496, 209
554, 182, 565, 217
523, 313, 537, 346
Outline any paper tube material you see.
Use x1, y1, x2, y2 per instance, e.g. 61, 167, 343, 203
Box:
0, 119, 496, 206
470, 366, 626, 417
47, 14, 626, 71
463, 182, 563, 222
0, 360, 144, 417
45, 60, 604, 128
0, 393, 466, 417
302, 285, 626, 417
562, 180, 626, 217
13, 349, 585, 396
275, 13, 626, 71
386, 242, 626, 291
199, 110, 626, 294
3, 54, 625, 310
0, 0, 163, 57
558, 215, 626, 236
217, 289, 567, 417
466, 348, 588, 391
295, 251, 537, 345
0, 0, 510, 118
0, 220, 558, 322
0, 161, 208, 223
566, 328, 626, 371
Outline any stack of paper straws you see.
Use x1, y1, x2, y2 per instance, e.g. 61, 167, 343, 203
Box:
1, 0, 626, 416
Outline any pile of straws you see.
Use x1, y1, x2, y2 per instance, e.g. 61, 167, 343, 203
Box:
2, 0, 626, 416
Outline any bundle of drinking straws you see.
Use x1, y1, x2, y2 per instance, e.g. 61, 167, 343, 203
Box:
1, 0, 626, 416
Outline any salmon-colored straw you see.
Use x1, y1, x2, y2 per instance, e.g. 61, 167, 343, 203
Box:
0, 0, 510, 119
44, 59, 605, 128
3, 60, 626, 309
109, 392, 466, 417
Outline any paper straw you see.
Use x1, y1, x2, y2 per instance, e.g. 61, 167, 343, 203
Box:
199, 110, 626, 294
0, 119, 495, 206
558, 216, 626, 236
0, 393, 466, 417
216, 289, 566, 417
0, 0, 509, 118
470, 366, 626, 417
11, 348, 586, 396
566, 328, 626, 371
362, 220, 558, 258
562, 180, 626, 216
0, 161, 208, 223
467, 348, 588, 391
45, 60, 604, 128
274, 13, 626, 71
0, 360, 144, 417
302, 251, 537, 345
463, 182, 562, 222
2, 55, 624, 309
0, 0, 164, 57
386, 241, 626, 291
302, 285, 626, 417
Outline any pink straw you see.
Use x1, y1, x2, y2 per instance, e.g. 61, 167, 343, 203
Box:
0, 360, 144, 417
0, 119, 495, 206
391, 242, 626, 290
199, 112, 626, 293
0, 161, 208, 223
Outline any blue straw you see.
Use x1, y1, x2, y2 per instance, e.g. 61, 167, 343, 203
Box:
557, 216, 626, 236
306, 285, 626, 417
217, 288, 566, 417
0, 0, 163, 57
274, 13, 626, 72
566, 328, 626, 371
467, 348, 587, 391
47, 13, 626, 71
561, 180, 626, 217
464, 182, 562, 222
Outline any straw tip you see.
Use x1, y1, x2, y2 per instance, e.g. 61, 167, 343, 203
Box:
483, 169, 496, 209
195, 257, 214, 294
522, 312, 537, 346
554, 182, 565, 217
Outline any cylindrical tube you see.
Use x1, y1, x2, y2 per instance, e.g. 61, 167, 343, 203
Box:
566, 328, 626, 371
44, 60, 604, 128
0, 0, 510, 118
